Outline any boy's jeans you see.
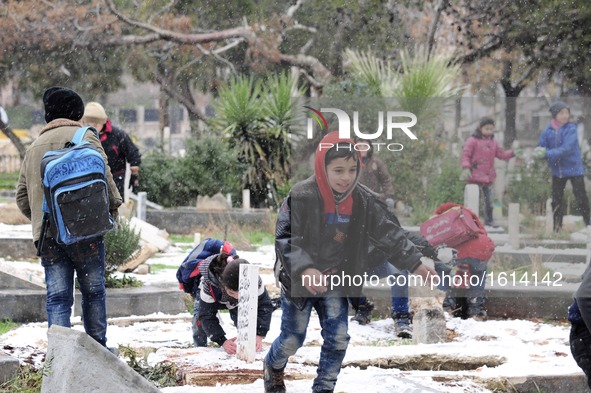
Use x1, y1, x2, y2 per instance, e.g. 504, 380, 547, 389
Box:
40, 237, 108, 346
265, 292, 350, 392
369, 262, 409, 314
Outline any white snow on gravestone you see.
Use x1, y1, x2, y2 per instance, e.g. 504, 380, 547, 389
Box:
236, 263, 259, 362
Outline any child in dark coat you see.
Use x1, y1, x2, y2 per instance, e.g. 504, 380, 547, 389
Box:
263, 131, 436, 393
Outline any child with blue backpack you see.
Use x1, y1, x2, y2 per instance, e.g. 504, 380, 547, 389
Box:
177, 238, 273, 353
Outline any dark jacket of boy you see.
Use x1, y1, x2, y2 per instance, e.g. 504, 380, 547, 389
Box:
275, 132, 425, 309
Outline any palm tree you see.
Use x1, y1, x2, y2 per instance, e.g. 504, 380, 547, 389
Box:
343, 47, 463, 130
214, 73, 304, 207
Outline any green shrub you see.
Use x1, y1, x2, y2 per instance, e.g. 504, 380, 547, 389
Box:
506, 162, 551, 215
138, 136, 243, 207
105, 219, 141, 268
103, 219, 142, 288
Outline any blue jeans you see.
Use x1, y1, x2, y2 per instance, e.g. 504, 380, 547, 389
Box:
369, 262, 409, 314
438, 258, 488, 314
265, 292, 350, 392
40, 237, 108, 346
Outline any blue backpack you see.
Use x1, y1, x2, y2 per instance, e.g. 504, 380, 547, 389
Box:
39, 127, 113, 249
176, 238, 236, 296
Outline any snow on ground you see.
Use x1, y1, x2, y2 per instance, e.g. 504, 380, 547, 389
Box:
0, 241, 584, 392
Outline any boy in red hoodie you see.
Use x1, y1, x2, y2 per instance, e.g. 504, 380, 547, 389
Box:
263, 131, 436, 393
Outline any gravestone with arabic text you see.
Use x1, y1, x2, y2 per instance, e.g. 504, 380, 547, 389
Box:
236, 264, 259, 362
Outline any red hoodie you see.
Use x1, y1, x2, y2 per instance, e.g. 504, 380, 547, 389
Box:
313, 131, 362, 221
433, 203, 495, 261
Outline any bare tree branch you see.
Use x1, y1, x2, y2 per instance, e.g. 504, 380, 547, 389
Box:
196, 44, 237, 74
105, 0, 253, 44
153, 69, 209, 125
286, 0, 306, 18
427, 0, 449, 59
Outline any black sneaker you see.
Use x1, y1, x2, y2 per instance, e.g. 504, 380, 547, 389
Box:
350, 301, 375, 325
263, 360, 286, 393
393, 312, 413, 339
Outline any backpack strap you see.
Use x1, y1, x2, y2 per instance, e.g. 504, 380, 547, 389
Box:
71, 126, 99, 145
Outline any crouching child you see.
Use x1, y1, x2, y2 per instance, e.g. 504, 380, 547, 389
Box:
195, 247, 273, 354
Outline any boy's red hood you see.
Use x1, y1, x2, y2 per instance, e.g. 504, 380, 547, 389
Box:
314, 131, 361, 215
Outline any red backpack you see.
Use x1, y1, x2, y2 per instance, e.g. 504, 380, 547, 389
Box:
420, 206, 481, 247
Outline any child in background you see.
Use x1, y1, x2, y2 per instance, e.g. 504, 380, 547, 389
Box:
534, 101, 590, 231
431, 203, 495, 321
460, 117, 516, 227
264, 131, 436, 393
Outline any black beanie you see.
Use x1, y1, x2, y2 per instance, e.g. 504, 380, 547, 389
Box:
43, 87, 85, 123
549, 101, 569, 118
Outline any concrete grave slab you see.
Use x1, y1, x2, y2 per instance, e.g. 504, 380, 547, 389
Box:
0, 260, 45, 290
41, 325, 161, 393
0, 351, 19, 384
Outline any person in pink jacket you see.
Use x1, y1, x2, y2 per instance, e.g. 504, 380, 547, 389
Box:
460, 117, 516, 227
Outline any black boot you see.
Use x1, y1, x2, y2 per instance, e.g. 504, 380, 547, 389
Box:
263, 360, 286, 393
351, 301, 374, 325
392, 312, 413, 339
467, 296, 487, 321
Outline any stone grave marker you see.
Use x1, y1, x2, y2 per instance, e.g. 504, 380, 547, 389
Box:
236, 263, 259, 363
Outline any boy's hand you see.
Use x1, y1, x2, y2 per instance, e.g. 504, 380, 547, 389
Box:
301, 267, 328, 295
222, 337, 237, 354
256, 335, 264, 352
412, 264, 438, 285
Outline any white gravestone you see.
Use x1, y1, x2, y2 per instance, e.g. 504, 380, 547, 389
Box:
545, 198, 553, 234
508, 203, 520, 249
236, 264, 259, 362
464, 184, 479, 218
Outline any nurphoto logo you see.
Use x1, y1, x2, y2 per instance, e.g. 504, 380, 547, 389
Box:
304, 106, 418, 152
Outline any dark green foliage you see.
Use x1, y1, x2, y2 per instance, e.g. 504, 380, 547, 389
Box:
120, 346, 178, 388
426, 157, 465, 207
103, 219, 142, 288
139, 136, 243, 207
104, 219, 141, 268
380, 133, 446, 206
506, 162, 551, 215
213, 73, 303, 208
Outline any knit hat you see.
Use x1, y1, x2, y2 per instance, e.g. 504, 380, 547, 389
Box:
549, 101, 569, 118
83, 102, 108, 124
478, 117, 495, 129
43, 87, 85, 123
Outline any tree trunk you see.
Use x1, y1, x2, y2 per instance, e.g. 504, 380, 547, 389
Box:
500, 61, 524, 149
579, 85, 591, 148
0, 119, 27, 159
158, 85, 170, 152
